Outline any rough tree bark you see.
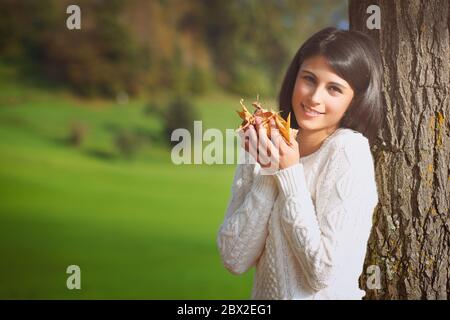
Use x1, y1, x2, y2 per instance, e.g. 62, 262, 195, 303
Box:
349, 0, 449, 299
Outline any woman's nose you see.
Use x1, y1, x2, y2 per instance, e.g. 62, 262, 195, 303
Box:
309, 86, 325, 105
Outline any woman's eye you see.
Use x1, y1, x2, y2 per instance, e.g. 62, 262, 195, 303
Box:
330, 86, 342, 93
302, 76, 342, 94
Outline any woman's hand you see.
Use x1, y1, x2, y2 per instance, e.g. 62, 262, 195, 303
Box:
239, 122, 258, 163
241, 117, 299, 173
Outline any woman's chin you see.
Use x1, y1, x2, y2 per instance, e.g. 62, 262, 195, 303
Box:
296, 119, 322, 131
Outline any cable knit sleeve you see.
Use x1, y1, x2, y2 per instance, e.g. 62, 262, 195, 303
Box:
217, 162, 279, 275
273, 137, 379, 291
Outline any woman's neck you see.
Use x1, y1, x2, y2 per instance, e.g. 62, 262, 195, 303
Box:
297, 127, 338, 158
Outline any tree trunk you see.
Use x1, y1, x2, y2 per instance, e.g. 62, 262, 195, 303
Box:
349, 0, 449, 299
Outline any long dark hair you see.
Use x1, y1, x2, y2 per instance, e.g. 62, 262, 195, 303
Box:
278, 27, 383, 145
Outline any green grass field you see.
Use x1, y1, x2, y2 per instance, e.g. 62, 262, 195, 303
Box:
0, 64, 280, 299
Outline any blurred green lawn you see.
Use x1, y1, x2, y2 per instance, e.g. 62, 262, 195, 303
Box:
0, 65, 280, 299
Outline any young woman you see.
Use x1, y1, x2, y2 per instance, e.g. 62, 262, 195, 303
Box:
217, 27, 383, 300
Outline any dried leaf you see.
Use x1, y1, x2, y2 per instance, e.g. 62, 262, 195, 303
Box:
236, 97, 292, 145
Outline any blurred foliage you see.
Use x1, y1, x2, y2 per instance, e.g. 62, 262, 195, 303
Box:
0, 0, 347, 98
163, 96, 199, 146
143, 101, 164, 118
114, 129, 142, 158
67, 121, 88, 147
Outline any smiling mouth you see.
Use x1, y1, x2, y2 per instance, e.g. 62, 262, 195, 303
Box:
301, 102, 325, 115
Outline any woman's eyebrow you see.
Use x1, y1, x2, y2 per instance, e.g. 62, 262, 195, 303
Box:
301, 70, 347, 89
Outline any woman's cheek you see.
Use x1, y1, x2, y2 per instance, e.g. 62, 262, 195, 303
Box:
297, 83, 311, 97
292, 83, 307, 106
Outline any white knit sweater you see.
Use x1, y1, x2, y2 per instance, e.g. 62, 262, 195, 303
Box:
217, 128, 379, 300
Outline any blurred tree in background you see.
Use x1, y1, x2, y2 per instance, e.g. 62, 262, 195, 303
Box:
0, 0, 144, 97
0, 0, 347, 98
163, 95, 198, 146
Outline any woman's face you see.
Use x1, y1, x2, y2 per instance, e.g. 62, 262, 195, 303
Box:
292, 55, 354, 135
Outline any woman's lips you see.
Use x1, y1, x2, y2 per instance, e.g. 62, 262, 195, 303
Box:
301, 103, 324, 118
